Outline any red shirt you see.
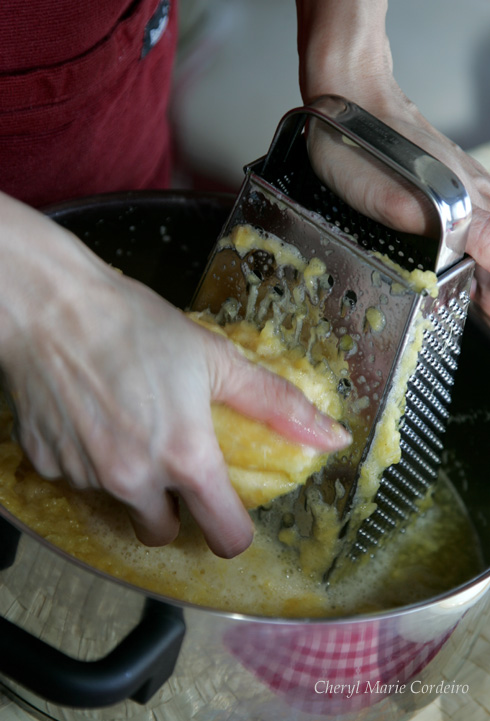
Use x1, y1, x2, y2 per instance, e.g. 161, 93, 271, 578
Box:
0, 0, 177, 207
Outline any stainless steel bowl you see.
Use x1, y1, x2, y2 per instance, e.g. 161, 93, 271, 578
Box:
0, 190, 489, 721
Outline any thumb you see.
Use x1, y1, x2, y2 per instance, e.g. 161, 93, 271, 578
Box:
212, 349, 351, 453
465, 206, 490, 272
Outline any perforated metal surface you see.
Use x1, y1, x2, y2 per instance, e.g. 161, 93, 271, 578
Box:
193, 106, 474, 568
249, 124, 474, 561
351, 285, 472, 559
255, 135, 437, 273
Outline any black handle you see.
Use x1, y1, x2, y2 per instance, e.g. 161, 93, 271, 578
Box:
0, 515, 21, 570
0, 597, 185, 707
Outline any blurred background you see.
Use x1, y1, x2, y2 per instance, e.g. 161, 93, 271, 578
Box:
170, 0, 490, 191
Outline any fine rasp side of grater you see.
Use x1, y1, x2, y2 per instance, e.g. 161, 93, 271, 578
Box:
192, 95, 474, 565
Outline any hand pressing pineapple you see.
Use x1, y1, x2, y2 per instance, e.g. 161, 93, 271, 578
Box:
189, 313, 351, 508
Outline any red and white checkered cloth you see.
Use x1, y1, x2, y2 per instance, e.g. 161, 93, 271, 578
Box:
225, 618, 452, 715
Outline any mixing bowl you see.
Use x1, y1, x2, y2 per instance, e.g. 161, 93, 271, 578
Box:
0, 190, 489, 721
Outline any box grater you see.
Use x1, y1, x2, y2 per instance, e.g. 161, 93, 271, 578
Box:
191, 95, 474, 567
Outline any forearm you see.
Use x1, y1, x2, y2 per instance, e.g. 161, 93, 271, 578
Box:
295, 0, 392, 105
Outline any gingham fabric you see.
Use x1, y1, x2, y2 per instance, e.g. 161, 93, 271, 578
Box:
225, 619, 452, 715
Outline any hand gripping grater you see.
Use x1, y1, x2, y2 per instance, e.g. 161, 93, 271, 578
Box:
192, 95, 474, 567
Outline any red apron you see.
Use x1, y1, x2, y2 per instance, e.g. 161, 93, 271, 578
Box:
0, 0, 177, 207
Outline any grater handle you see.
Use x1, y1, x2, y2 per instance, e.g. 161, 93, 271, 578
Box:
261, 95, 471, 274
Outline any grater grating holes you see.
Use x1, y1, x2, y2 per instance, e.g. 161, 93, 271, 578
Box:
408, 378, 450, 420
348, 297, 468, 561
375, 493, 412, 519
401, 426, 442, 464
419, 347, 454, 388
266, 137, 437, 272
403, 408, 444, 450
396, 457, 435, 488
399, 440, 440, 476
405, 391, 446, 434
415, 364, 452, 405
384, 466, 428, 497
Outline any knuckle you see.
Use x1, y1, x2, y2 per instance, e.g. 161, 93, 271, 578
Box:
18, 432, 61, 480
164, 432, 222, 496
85, 425, 225, 504
98, 451, 149, 504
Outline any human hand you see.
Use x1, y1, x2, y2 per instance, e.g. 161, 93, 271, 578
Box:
0, 194, 351, 558
306, 90, 490, 309
296, 0, 490, 318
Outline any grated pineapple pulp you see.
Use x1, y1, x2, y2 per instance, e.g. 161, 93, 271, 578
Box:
0, 225, 482, 618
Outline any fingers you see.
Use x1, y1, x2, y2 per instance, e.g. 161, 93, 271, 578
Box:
307, 120, 440, 238
11, 416, 62, 480
465, 207, 490, 272
209, 342, 351, 453
126, 489, 181, 547
179, 466, 254, 559
163, 427, 255, 558
124, 449, 253, 557
89, 414, 254, 558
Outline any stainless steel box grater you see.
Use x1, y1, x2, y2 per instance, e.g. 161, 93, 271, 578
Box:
192, 95, 474, 565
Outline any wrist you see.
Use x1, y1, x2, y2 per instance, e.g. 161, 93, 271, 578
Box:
296, 0, 393, 109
